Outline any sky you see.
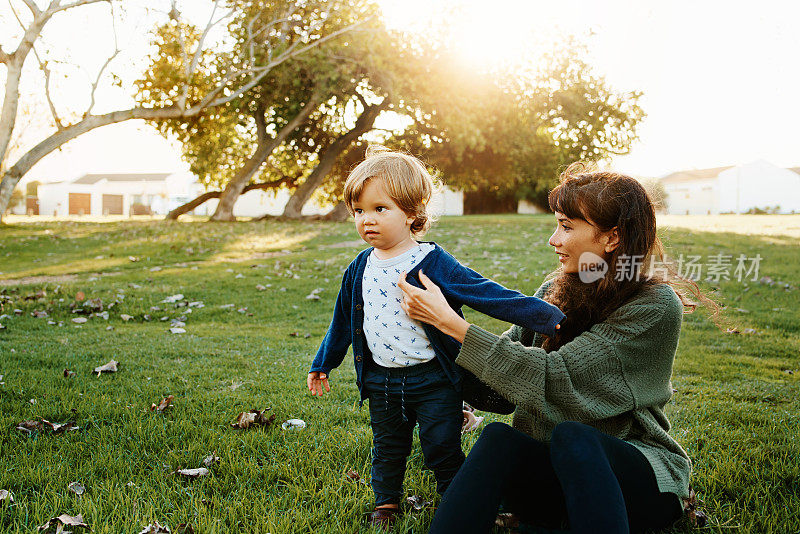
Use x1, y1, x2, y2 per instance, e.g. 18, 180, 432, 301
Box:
3, 0, 799, 184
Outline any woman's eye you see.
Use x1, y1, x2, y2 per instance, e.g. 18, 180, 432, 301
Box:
561, 225, 571, 231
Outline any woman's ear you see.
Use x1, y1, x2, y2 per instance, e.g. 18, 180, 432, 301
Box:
604, 227, 621, 253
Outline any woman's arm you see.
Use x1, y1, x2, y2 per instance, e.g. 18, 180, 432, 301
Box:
401, 276, 682, 422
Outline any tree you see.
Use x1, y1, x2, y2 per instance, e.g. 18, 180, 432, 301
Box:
388, 40, 644, 210
0, 0, 365, 222
149, 1, 396, 221
5, 186, 24, 214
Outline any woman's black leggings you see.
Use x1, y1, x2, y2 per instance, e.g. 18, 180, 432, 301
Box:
429, 421, 683, 534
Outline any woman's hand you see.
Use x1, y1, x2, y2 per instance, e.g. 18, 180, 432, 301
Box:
398, 270, 470, 342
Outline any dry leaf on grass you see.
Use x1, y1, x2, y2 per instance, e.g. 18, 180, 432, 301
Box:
72, 317, 88, 324
344, 469, 368, 485
0, 489, 13, 503
64, 369, 75, 378
67, 482, 85, 496
43, 419, 79, 433
169, 327, 186, 334
150, 395, 174, 413
93, 359, 118, 376
37, 513, 90, 533
174, 467, 209, 478
406, 495, 433, 512
231, 409, 275, 429
120, 314, 134, 321
138, 521, 171, 533
175, 524, 194, 534
16, 419, 78, 435
75, 291, 86, 301
203, 454, 220, 467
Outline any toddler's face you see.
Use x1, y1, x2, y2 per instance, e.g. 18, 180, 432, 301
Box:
352, 179, 415, 253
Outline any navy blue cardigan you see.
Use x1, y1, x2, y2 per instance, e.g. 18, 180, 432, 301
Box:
309, 242, 565, 401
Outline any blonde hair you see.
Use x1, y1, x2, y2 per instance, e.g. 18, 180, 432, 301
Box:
343, 145, 439, 236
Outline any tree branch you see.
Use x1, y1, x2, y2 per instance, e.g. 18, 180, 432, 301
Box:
30, 46, 64, 129
20, 0, 41, 16
48, 0, 109, 16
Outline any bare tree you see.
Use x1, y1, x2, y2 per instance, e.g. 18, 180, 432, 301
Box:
0, 0, 365, 222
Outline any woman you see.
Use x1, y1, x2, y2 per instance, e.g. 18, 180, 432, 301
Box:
399, 164, 709, 534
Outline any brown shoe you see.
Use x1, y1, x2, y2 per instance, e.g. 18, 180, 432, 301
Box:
368, 507, 399, 530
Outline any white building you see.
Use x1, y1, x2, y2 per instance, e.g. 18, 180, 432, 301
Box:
34, 172, 465, 218
661, 160, 800, 215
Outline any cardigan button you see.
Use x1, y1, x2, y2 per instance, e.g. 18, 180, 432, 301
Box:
355, 354, 362, 362
356, 304, 363, 310
355, 328, 362, 335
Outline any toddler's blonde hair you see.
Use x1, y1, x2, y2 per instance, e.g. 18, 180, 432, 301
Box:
343, 145, 439, 236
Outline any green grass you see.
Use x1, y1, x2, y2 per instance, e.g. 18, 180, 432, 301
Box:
1, 214, 798, 533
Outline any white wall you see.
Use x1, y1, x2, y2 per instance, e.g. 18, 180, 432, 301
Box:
664, 178, 718, 215
718, 160, 800, 213
429, 186, 464, 217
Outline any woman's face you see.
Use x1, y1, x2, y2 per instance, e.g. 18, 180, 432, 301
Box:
548, 211, 618, 274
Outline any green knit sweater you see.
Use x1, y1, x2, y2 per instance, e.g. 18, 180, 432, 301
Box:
457, 281, 691, 499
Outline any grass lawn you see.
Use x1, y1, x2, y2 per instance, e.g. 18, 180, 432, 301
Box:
1, 214, 798, 533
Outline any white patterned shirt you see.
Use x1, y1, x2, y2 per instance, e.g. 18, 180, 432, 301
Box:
362, 243, 435, 368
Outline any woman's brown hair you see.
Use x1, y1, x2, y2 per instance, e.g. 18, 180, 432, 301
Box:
540, 162, 717, 351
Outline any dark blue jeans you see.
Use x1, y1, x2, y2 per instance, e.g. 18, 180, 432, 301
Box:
364, 360, 465, 506
429, 421, 683, 534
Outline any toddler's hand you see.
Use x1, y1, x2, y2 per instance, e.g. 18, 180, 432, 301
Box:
307, 372, 331, 396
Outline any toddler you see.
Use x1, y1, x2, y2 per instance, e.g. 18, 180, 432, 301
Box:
307, 146, 564, 529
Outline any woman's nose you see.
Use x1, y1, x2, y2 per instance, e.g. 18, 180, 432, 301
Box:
548, 230, 560, 248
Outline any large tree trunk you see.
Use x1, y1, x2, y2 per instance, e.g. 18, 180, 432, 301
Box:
282, 98, 387, 218
210, 93, 321, 222
322, 201, 350, 221
165, 179, 295, 220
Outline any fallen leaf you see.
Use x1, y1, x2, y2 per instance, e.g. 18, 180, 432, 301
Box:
42, 419, 79, 433
344, 469, 367, 485
32, 310, 48, 318
72, 317, 88, 324
231, 409, 275, 429
67, 482, 85, 496
305, 288, 322, 300
255, 284, 267, 291
281, 418, 306, 430
138, 521, 171, 534
175, 524, 194, 534
128, 256, 140, 262
203, 454, 220, 467
169, 327, 186, 334
726, 327, 740, 334
93, 359, 118, 376
0, 489, 13, 503
75, 291, 86, 301
150, 395, 174, 413
175, 467, 209, 478
120, 314, 133, 321
16, 420, 43, 433
37, 513, 90, 533
406, 495, 432, 511
162, 294, 184, 303
64, 369, 75, 378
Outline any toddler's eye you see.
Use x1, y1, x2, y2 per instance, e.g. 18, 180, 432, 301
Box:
354, 208, 363, 214
376, 206, 387, 213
